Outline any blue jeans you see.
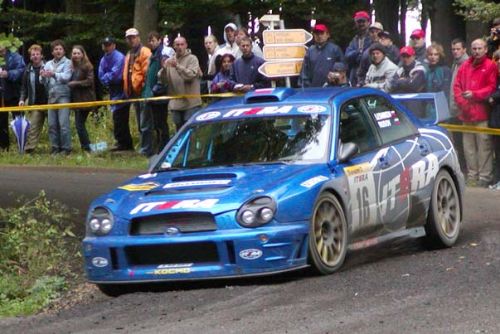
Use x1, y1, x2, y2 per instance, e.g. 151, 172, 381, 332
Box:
136, 102, 153, 156
48, 96, 71, 152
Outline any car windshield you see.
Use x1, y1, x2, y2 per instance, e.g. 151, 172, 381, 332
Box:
157, 115, 331, 170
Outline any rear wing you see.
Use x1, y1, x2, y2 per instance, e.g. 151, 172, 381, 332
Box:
390, 92, 450, 125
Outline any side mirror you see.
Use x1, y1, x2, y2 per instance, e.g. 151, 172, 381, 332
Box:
338, 142, 359, 163
148, 154, 159, 170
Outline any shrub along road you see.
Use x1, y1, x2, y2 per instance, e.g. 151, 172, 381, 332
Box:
0, 166, 499, 333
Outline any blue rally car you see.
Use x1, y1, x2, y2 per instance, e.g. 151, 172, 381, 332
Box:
83, 87, 464, 295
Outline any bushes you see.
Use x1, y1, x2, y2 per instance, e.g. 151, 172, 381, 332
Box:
0, 191, 80, 316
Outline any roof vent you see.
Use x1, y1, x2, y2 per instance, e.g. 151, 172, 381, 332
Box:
244, 88, 296, 104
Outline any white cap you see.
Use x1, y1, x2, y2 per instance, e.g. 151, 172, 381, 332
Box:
125, 28, 140, 37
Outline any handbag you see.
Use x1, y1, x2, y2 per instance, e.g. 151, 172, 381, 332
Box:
152, 82, 167, 96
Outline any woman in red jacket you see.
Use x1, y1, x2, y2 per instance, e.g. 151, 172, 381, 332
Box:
68, 45, 96, 153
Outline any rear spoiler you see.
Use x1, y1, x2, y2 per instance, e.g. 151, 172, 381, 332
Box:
390, 92, 450, 125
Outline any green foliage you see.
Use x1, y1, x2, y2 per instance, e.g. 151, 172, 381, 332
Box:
0, 105, 148, 170
0, 32, 23, 67
455, 0, 500, 22
0, 191, 79, 316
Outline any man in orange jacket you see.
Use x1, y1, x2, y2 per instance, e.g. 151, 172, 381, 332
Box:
123, 28, 152, 156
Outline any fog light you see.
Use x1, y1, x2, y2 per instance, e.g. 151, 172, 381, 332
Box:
241, 210, 256, 225
259, 207, 274, 222
101, 219, 112, 233
89, 218, 100, 232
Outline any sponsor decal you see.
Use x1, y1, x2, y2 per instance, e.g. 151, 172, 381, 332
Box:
377, 119, 392, 128
300, 175, 328, 188
343, 162, 372, 176
297, 105, 327, 113
138, 173, 157, 179
150, 263, 193, 275
254, 88, 275, 94
196, 111, 221, 121
163, 179, 231, 189
223, 105, 293, 118
374, 111, 392, 120
91, 257, 108, 268
118, 182, 160, 192
130, 199, 219, 214
239, 248, 263, 260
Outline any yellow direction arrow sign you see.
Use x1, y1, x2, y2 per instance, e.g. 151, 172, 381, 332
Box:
263, 29, 313, 45
258, 60, 303, 78
263, 45, 307, 60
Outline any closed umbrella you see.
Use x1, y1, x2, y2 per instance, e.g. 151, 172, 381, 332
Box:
10, 115, 30, 153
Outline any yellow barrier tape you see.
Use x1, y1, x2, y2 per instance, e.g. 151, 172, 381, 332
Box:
0, 92, 239, 113
440, 123, 500, 136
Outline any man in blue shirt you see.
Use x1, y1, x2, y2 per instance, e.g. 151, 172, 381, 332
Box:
231, 36, 270, 93
298, 24, 345, 88
0, 45, 25, 150
98, 36, 133, 151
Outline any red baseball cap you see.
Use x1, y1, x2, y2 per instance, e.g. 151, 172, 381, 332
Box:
400, 46, 416, 56
353, 11, 370, 21
410, 29, 425, 39
313, 24, 329, 33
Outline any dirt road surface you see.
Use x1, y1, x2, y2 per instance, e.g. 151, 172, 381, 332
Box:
0, 167, 498, 334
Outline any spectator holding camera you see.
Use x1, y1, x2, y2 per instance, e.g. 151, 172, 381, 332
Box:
324, 62, 350, 87
487, 18, 500, 58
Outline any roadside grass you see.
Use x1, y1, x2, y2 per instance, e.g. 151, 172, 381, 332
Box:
0, 191, 80, 317
0, 105, 165, 170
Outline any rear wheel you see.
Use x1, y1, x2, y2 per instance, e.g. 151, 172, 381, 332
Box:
308, 193, 348, 274
425, 169, 461, 248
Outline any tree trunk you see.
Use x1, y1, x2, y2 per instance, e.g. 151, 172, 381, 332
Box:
400, 0, 408, 47
374, 0, 401, 46
134, 0, 159, 41
426, 0, 465, 62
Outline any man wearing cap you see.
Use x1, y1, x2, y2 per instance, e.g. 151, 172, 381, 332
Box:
363, 43, 398, 92
159, 36, 202, 131
98, 36, 133, 152
453, 38, 497, 187
378, 31, 400, 65
409, 29, 426, 62
388, 46, 426, 94
345, 10, 372, 87
298, 23, 344, 88
123, 27, 152, 156
210, 23, 239, 76
356, 21, 383, 86
324, 62, 350, 87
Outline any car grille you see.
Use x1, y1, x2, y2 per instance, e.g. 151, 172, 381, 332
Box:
124, 242, 219, 266
130, 212, 217, 235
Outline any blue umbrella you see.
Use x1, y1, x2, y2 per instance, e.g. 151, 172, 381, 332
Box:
10, 115, 30, 153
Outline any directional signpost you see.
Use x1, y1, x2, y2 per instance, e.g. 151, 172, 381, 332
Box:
262, 29, 313, 45
258, 60, 304, 78
259, 28, 312, 82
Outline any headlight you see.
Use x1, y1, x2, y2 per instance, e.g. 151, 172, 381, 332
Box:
237, 196, 276, 228
87, 207, 114, 235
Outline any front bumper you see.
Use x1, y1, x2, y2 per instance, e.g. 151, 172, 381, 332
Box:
83, 221, 309, 283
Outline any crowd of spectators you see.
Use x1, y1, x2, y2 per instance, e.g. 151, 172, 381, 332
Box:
1, 11, 500, 188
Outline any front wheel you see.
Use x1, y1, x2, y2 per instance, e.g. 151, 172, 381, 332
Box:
308, 193, 348, 274
97, 283, 130, 297
425, 169, 462, 248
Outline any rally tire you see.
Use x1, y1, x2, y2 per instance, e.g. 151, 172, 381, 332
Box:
308, 192, 348, 275
425, 169, 461, 248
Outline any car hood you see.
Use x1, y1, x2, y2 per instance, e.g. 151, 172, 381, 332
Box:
101, 164, 329, 219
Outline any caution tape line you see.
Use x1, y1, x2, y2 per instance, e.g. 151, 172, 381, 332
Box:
439, 124, 500, 136
0, 92, 239, 113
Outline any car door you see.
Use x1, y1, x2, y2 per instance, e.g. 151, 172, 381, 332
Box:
361, 95, 425, 232
337, 98, 383, 238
